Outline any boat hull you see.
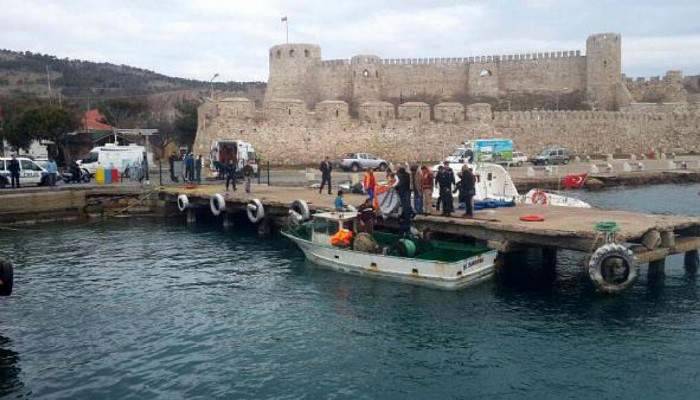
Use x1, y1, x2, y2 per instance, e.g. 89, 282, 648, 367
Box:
282, 232, 497, 290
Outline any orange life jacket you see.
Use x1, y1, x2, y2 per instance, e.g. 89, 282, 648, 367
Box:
330, 228, 354, 247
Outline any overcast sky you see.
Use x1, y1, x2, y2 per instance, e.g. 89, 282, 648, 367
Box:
1, 0, 698, 82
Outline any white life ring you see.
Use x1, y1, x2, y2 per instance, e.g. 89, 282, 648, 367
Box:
290, 199, 311, 221
587, 243, 638, 293
210, 193, 226, 216
177, 194, 189, 212
246, 199, 265, 224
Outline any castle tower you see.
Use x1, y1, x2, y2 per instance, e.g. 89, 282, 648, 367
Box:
265, 44, 321, 107
586, 33, 622, 110
350, 55, 382, 109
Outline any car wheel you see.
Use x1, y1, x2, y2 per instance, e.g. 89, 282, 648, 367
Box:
351, 163, 360, 172
378, 163, 388, 171
81, 169, 91, 183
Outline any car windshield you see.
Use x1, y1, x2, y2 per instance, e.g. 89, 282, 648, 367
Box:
344, 153, 355, 158
82, 152, 98, 163
539, 150, 553, 156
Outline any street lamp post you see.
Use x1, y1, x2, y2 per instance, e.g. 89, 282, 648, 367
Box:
209, 73, 219, 101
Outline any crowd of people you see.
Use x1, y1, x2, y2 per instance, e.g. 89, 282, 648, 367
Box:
327, 158, 478, 233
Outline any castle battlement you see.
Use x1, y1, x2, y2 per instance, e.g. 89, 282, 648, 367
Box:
265, 33, 621, 110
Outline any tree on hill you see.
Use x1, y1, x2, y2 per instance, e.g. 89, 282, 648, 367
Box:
0, 96, 79, 161
173, 99, 200, 148
97, 98, 149, 128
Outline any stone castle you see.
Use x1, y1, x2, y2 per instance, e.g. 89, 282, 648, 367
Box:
194, 33, 699, 164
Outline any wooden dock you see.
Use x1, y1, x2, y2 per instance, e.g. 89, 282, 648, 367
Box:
160, 183, 700, 289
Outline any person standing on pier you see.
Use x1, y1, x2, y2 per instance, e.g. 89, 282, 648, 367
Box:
396, 166, 413, 218
8, 155, 20, 189
436, 162, 455, 216
184, 153, 194, 182
410, 164, 423, 214
242, 161, 254, 194
319, 156, 332, 195
362, 168, 376, 200
46, 158, 58, 186
455, 166, 476, 218
225, 159, 237, 191
420, 165, 434, 215
168, 153, 179, 183
195, 155, 202, 184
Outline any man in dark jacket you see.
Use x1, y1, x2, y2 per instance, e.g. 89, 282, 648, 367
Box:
168, 153, 179, 183
195, 155, 202, 183
319, 156, 332, 195
8, 155, 20, 188
225, 159, 237, 191
436, 162, 455, 216
455, 167, 476, 217
396, 166, 412, 217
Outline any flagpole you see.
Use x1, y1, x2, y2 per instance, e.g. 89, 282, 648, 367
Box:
286, 19, 288, 43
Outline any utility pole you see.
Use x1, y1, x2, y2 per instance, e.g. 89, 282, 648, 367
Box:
209, 73, 219, 100
46, 65, 52, 103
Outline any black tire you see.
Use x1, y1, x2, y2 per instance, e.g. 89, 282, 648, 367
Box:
81, 169, 91, 183
0, 260, 13, 296
378, 163, 388, 171
351, 163, 360, 172
0, 177, 6, 188
588, 243, 638, 294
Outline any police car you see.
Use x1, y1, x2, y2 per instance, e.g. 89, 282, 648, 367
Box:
0, 156, 49, 188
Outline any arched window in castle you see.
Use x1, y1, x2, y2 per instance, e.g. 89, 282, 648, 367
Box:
603, 60, 608, 67
418, 112, 422, 119
375, 71, 379, 78
276, 50, 281, 58
289, 49, 295, 57
479, 69, 492, 77
288, 108, 291, 115
304, 49, 310, 58
362, 69, 369, 78
335, 109, 339, 118
378, 111, 382, 117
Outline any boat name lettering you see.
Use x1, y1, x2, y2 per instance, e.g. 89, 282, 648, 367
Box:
465, 257, 484, 269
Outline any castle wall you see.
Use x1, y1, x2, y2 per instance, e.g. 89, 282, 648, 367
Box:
379, 62, 469, 102
497, 55, 587, 94
195, 98, 699, 165
623, 71, 688, 103
317, 61, 352, 102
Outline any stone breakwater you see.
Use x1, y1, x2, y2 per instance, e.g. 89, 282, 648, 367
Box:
194, 99, 699, 165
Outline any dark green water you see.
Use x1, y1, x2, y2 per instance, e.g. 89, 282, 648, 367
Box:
1, 184, 699, 400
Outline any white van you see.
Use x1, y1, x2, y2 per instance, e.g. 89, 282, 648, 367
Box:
0, 157, 48, 188
78, 143, 146, 175
209, 140, 258, 176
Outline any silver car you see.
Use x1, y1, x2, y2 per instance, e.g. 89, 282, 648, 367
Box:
337, 153, 388, 172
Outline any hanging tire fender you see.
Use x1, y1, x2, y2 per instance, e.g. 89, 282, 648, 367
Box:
177, 194, 189, 212
587, 243, 638, 294
246, 199, 265, 224
210, 193, 226, 216
290, 199, 311, 221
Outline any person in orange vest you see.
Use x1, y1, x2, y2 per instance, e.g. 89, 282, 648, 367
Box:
362, 168, 377, 200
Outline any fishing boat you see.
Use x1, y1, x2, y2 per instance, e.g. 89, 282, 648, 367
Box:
281, 211, 498, 290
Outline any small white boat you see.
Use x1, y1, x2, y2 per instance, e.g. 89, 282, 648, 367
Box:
281, 211, 497, 290
433, 162, 591, 208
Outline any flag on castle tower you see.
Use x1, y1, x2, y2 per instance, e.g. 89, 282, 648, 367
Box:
281, 16, 287, 22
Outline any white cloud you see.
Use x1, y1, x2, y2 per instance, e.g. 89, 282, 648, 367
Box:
0, 0, 697, 81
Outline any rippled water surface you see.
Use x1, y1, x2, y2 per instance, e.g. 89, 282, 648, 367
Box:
1, 184, 699, 399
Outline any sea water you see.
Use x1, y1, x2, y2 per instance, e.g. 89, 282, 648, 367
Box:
1, 184, 699, 399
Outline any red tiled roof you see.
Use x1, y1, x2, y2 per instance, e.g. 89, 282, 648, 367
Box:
81, 109, 113, 131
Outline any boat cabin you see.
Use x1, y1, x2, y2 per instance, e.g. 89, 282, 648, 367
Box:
311, 211, 357, 245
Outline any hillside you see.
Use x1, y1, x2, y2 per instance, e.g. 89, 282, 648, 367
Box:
0, 49, 265, 101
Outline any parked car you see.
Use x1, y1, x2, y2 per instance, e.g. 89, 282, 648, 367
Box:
511, 151, 528, 166
337, 153, 388, 172
532, 147, 571, 165
0, 157, 50, 187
